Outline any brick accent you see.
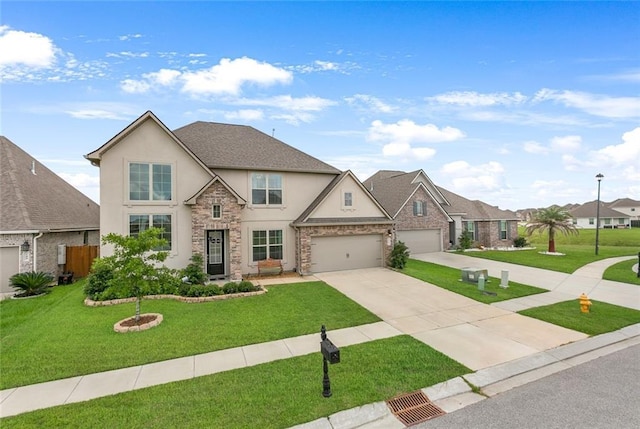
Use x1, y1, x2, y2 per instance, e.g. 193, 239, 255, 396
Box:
191, 181, 243, 281
296, 224, 393, 275
475, 220, 519, 248
394, 187, 450, 249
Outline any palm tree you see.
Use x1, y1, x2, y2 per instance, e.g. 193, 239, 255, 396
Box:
525, 207, 578, 253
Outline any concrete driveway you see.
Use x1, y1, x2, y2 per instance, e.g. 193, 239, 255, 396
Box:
315, 268, 587, 371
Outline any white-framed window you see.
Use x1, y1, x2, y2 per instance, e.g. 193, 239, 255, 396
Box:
604, 218, 611, 225
129, 214, 172, 250
617, 218, 625, 225
252, 229, 283, 261
413, 201, 425, 216
465, 221, 476, 241
129, 162, 172, 201
251, 173, 282, 205
499, 220, 508, 240
212, 204, 222, 219
589, 218, 594, 225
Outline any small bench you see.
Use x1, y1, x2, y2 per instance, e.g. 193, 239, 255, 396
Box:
258, 258, 283, 276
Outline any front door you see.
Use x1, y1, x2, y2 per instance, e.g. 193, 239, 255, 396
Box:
207, 230, 225, 276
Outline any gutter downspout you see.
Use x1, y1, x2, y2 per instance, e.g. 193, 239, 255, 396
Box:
33, 232, 44, 272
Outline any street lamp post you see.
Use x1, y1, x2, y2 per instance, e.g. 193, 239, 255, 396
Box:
595, 173, 604, 255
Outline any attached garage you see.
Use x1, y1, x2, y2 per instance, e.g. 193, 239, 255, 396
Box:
311, 234, 384, 273
397, 229, 441, 254
1, 247, 20, 294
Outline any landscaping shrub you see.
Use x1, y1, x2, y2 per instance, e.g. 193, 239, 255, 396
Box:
9, 271, 53, 297
223, 281, 239, 294
457, 231, 473, 251
238, 280, 258, 292
513, 236, 528, 248
389, 241, 410, 269
85, 258, 115, 299
180, 253, 207, 285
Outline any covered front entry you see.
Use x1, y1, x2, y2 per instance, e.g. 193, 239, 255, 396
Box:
397, 229, 441, 254
310, 234, 383, 273
206, 230, 226, 277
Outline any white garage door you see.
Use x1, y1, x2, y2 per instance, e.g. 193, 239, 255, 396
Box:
311, 234, 383, 273
397, 229, 441, 254
1, 247, 20, 294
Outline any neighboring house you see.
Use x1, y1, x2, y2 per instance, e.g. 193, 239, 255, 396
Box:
570, 201, 631, 229
363, 170, 519, 253
85, 111, 393, 280
0, 137, 100, 295
608, 198, 640, 221
363, 170, 453, 253
437, 187, 519, 248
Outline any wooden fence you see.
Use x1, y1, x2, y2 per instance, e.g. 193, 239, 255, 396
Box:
65, 245, 99, 278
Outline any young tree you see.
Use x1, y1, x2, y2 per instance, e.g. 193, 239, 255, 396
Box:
101, 228, 168, 322
525, 207, 578, 253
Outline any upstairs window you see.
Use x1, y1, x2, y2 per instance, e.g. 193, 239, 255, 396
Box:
413, 201, 425, 216
344, 192, 353, 208
212, 204, 222, 219
251, 173, 282, 205
129, 163, 172, 201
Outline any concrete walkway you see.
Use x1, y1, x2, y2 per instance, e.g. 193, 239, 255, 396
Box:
1, 255, 638, 423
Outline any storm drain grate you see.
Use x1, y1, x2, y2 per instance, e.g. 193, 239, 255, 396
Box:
386, 390, 446, 426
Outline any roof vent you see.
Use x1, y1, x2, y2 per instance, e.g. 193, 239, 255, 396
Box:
31, 160, 37, 175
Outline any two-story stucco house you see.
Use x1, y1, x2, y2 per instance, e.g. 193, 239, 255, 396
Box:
86, 111, 393, 280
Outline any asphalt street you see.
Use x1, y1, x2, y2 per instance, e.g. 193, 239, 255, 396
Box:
418, 344, 640, 429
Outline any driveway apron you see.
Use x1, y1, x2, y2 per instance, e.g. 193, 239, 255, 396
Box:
315, 268, 587, 371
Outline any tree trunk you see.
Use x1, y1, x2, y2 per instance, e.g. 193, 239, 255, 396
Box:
135, 297, 141, 322
548, 239, 556, 253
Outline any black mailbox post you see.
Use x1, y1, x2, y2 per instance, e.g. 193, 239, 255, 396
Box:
320, 325, 340, 397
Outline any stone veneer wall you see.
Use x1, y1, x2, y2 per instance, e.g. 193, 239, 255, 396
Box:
394, 187, 450, 250
296, 224, 393, 275
191, 181, 243, 281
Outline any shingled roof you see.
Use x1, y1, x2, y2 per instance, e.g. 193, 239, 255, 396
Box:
437, 186, 518, 220
173, 121, 340, 174
1, 136, 99, 232
569, 200, 627, 218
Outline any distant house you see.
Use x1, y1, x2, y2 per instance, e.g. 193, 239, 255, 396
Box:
608, 198, 640, 222
569, 201, 631, 229
363, 170, 519, 253
0, 137, 100, 295
86, 111, 393, 279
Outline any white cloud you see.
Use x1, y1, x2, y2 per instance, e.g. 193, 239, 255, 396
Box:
289, 60, 358, 74
591, 127, 640, 168
65, 109, 130, 120
120, 79, 151, 93
550, 135, 581, 152
236, 95, 335, 111
345, 94, 396, 113
223, 109, 264, 121
523, 141, 548, 155
0, 26, 57, 68
382, 142, 436, 160
533, 89, 640, 119
368, 119, 465, 143
429, 91, 527, 107
441, 160, 506, 193
145, 68, 182, 86
181, 57, 292, 96
119, 34, 143, 41
61, 102, 139, 120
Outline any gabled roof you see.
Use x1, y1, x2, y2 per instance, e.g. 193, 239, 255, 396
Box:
569, 201, 628, 218
437, 186, 518, 221
363, 170, 449, 218
1, 136, 99, 232
173, 121, 340, 174
184, 175, 246, 206
293, 170, 393, 226
608, 198, 640, 208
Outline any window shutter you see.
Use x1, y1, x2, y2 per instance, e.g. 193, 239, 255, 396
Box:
423, 201, 427, 216
498, 221, 501, 238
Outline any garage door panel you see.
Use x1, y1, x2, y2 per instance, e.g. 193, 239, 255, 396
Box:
311, 235, 382, 273
397, 229, 441, 254
1, 247, 20, 294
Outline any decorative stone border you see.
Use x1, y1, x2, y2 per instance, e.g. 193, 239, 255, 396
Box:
114, 313, 163, 333
85, 286, 267, 307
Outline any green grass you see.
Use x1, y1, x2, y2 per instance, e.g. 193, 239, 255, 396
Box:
1, 336, 470, 429
603, 258, 640, 285
0, 280, 379, 390
519, 300, 640, 336
525, 226, 640, 247
459, 246, 638, 274
402, 259, 546, 304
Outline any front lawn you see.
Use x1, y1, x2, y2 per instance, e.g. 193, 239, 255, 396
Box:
519, 300, 640, 336
0, 280, 379, 389
603, 258, 640, 286
1, 336, 470, 429
402, 259, 546, 304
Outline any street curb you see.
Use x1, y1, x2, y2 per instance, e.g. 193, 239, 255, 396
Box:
289, 323, 640, 429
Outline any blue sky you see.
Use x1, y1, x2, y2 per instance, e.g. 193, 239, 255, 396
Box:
2, 1, 639, 210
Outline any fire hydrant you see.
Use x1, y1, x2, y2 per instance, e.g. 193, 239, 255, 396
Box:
579, 293, 592, 313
